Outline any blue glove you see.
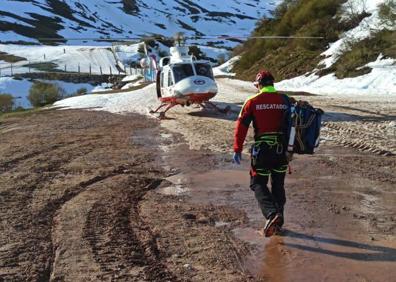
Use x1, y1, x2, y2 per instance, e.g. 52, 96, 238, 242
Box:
232, 152, 242, 165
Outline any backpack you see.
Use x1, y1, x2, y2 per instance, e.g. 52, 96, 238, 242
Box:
290, 101, 324, 154
281, 98, 324, 155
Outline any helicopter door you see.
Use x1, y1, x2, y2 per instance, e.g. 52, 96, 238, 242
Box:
156, 70, 162, 98
162, 69, 174, 98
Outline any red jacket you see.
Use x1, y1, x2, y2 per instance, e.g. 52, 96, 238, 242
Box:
233, 86, 288, 153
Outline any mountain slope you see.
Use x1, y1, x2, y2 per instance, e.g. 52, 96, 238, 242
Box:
232, 0, 396, 95
0, 0, 280, 45
275, 0, 396, 96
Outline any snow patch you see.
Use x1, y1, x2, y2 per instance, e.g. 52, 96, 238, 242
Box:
277, 56, 396, 96
321, 0, 393, 68
213, 56, 240, 76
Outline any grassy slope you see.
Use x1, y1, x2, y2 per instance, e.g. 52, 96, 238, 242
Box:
232, 0, 391, 81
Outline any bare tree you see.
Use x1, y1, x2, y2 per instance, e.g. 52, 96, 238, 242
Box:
342, 0, 369, 26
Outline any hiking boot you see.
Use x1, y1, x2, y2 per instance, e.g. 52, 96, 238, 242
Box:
279, 213, 284, 228
264, 213, 283, 237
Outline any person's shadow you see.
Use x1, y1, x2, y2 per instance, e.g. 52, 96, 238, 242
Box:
281, 229, 396, 262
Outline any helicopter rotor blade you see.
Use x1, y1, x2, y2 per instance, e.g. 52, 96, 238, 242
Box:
34, 34, 324, 43
184, 35, 324, 39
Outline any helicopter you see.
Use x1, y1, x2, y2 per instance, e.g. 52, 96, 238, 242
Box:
147, 38, 230, 119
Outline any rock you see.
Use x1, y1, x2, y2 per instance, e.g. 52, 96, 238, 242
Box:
197, 217, 209, 224
182, 213, 196, 220
183, 264, 193, 270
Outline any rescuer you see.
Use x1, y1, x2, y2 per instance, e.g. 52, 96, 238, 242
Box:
233, 70, 292, 237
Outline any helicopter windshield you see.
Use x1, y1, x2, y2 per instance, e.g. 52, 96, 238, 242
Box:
172, 64, 194, 83
194, 63, 214, 79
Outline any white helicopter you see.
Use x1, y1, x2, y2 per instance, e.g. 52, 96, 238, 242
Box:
148, 42, 230, 119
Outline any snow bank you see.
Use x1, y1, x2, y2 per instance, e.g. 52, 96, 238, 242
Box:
53, 77, 256, 116
277, 55, 396, 96
0, 44, 120, 74
213, 56, 240, 76
54, 84, 159, 115
122, 74, 142, 82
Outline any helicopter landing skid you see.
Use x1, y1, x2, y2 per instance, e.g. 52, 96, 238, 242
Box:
149, 103, 177, 119
201, 102, 231, 114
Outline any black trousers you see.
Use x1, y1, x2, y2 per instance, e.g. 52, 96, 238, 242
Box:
250, 171, 286, 219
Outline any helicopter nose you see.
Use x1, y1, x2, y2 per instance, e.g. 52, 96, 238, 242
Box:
175, 76, 218, 94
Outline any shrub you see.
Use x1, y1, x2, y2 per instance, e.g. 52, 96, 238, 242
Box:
340, 0, 370, 27
379, 0, 396, 27
217, 54, 226, 65
189, 46, 205, 60
28, 82, 65, 107
0, 93, 14, 113
74, 87, 87, 96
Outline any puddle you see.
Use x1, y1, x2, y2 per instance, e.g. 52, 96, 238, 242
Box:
157, 185, 189, 196
353, 191, 379, 214
160, 132, 173, 139
215, 221, 231, 228
233, 227, 266, 246
154, 144, 396, 281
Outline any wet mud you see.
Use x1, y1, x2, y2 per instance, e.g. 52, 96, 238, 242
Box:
1, 90, 395, 281
157, 92, 396, 282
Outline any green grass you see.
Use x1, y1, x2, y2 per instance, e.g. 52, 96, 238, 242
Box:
0, 107, 54, 122
0, 51, 26, 63
25, 62, 59, 72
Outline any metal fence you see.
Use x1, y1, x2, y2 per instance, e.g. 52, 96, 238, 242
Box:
0, 61, 147, 77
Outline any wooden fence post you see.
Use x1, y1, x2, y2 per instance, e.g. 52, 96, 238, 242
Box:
78, 64, 80, 74
10, 64, 13, 76
64, 64, 67, 72
100, 66, 103, 75
89, 64, 92, 76
109, 67, 112, 76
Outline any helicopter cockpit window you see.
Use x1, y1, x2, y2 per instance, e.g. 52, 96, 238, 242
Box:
168, 70, 173, 86
172, 64, 194, 83
194, 63, 213, 79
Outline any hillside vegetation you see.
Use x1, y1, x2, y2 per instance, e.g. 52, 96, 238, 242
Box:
327, 1, 396, 78
232, 0, 373, 81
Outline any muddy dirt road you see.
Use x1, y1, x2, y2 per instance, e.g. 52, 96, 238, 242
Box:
1, 81, 395, 281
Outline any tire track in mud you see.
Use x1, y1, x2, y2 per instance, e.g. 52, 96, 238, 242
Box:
323, 122, 395, 156
0, 138, 111, 175
0, 110, 172, 281
0, 142, 73, 173
35, 165, 142, 281
83, 178, 177, 281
